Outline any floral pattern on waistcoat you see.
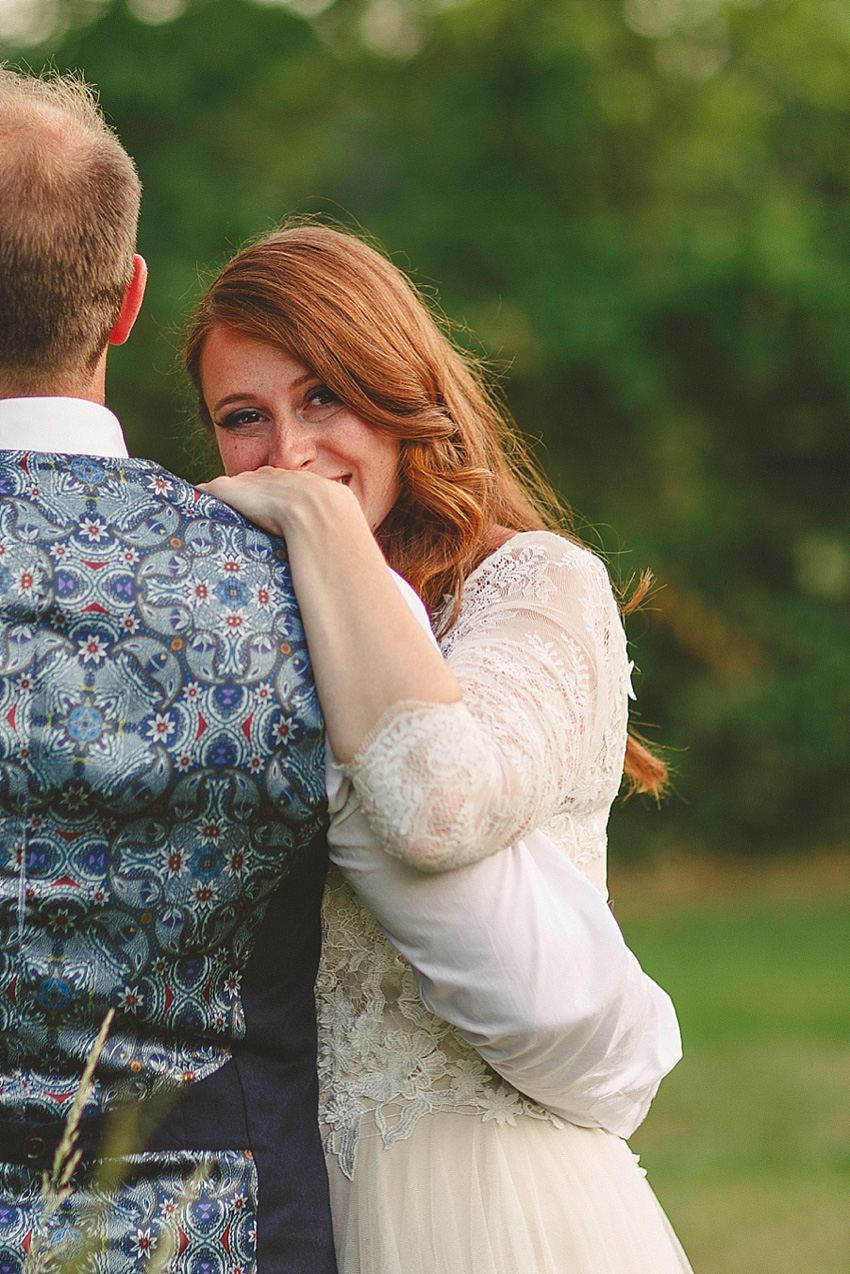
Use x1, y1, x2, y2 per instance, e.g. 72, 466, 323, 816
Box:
0, 1150, 257, 1273
0, 453, 325, 1121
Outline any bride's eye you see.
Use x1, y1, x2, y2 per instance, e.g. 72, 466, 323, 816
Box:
215, 407, 267, 431
303, 384, 343, 418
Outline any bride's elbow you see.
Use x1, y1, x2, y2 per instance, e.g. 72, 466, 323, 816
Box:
377, 829, 484, 873
375, 807, 506, 874
356, 769, 518, 872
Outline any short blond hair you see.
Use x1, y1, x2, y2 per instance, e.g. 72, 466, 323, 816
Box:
0, 69, 141, 386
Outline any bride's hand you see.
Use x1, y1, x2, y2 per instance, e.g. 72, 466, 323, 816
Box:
198, 466, 358, 540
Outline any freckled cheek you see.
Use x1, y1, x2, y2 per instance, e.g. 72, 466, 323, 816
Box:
217, 433, 269, 477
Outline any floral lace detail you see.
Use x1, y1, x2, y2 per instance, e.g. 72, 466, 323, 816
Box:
319, 532, 631, 1174
317, 868, 563, 1180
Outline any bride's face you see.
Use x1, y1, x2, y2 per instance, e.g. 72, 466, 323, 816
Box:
200, 326, 401, 532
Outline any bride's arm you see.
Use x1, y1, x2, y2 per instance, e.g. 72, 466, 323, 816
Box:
199, 466, 462, 762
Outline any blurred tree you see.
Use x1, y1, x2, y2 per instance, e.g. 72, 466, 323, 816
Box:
2, 0, 846, 856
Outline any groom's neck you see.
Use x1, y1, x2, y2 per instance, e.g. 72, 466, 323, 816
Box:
0, 350, 107, 404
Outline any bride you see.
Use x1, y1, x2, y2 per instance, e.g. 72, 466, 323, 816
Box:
185, 223, 694, 1274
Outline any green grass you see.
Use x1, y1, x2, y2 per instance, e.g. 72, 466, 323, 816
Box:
611, 864, 847, 1274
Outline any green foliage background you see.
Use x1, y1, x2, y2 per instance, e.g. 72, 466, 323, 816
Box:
4, 0, 847, 859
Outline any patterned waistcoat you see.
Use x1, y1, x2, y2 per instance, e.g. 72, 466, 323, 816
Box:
0, 452, 336, 1274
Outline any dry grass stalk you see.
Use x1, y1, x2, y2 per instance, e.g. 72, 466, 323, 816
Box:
26, 1007, 116, 1273
42, 1008, 116, 1202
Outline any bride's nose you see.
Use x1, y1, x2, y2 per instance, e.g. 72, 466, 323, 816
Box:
266, 416, 317, 470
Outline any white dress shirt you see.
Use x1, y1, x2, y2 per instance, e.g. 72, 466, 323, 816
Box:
0, 395, 682, 1139
0, 397, 130, 458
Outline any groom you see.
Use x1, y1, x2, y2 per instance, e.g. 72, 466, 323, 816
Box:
0, 71, 337, 1272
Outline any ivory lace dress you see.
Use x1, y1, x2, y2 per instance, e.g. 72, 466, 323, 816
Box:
317, 532, 693, 1274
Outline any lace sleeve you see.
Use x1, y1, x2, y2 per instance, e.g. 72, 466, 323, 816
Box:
343, 535, 628, 872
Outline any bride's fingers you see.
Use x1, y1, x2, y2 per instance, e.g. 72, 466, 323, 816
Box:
196, 473, 279, 498
199, 469, 302, 492
194, 468, 346, 538
195, 477, 240, 505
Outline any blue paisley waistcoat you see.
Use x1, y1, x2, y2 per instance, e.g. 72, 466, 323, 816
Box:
0, 452, 336, 1274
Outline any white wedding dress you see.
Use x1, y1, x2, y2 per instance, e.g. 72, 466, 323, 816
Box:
317, 531, 693, 1274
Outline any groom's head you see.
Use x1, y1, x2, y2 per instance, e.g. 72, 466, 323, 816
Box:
0, 69, 145, 398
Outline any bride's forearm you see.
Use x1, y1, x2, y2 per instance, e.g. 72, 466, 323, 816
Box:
285, 489, 461, 762
200, 470, 461, 763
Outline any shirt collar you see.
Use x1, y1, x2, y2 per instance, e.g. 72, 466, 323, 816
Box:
0, 397, 129, 459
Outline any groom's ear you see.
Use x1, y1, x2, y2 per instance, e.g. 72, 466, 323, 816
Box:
108, 254, 148, 346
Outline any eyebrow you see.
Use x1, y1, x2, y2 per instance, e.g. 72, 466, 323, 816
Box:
211, 371, 317, 416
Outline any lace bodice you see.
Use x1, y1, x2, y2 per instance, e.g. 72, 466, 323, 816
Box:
317, 532, 632, 1176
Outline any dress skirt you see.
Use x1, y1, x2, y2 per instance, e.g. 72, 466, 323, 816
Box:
325, 1111, 694, 1274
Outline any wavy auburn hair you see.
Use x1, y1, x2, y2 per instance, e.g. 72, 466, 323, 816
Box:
184, 222, 666, 797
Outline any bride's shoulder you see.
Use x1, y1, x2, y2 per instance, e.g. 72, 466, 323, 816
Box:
440, 531, 618, 652
468, 530, 610, 597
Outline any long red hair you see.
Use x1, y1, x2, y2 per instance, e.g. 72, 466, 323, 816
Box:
184, 222, 666, 797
